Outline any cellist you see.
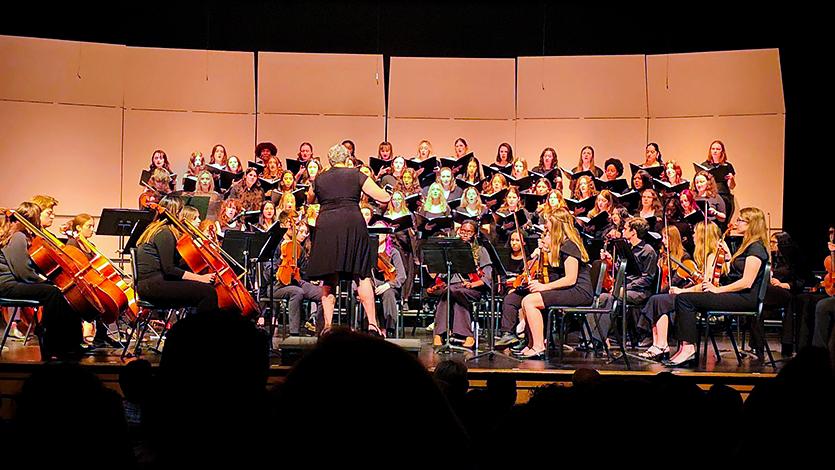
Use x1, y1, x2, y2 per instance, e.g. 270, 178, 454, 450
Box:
270, 214, 323, 337
134, 197, 218, 314
0, 202, 83, 358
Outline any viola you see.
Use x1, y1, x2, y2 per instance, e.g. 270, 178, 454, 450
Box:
148, 204, 260, 318
822, 227, 835, 296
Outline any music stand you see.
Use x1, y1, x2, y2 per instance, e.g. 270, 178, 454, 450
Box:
252, 223, 288, 349
468, 234, 520, 364
355, 225, 397, 331
605, 237, 642, 369
97, 209, 155, 268
422, 237, 477, 354
222, 230, 271, 283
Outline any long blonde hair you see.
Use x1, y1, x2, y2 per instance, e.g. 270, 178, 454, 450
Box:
547, 208, 589, 267
693, 221, 721, 272
422, 183, 448, 213
137, 197, 184, 245
663, 225, 685, 261
0, 202, 41, 248
730, 207, 770, 265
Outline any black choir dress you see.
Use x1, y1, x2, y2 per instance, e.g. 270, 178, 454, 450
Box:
307, 167, 372, 279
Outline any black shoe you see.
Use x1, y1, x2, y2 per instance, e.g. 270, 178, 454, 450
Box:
662, 353, 697, 368
518, 350, 547, 360
781, 343, 793, 357
510, 340, 527, 353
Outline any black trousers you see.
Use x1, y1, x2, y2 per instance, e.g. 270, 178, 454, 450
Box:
796, 292, 829, 349
501, 291, 524, 333
675, 291, 756, 343
0, 282, 82, 355
138, 276, 219, 315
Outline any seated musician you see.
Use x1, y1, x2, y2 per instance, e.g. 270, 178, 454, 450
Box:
587, 217, 658, 346
134, 197, 218, 314
670, 207, 770, 366
638, 223, 718, 361
511, 208, 594, 359
429, 220, 493, 349
270, 216, 323, 337
139, 168, 172, 209
495, 230, 530, 347
215, 199, 244, 239
0, 202, 83, 358
369, 223, 407, 338
62, 213, 98, 345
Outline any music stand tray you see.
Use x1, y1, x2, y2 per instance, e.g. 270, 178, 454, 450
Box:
422, 237, 477, 354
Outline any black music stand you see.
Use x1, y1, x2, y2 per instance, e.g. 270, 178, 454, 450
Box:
422, 237, 477, 354
605, 237, 642, 369
468, 234, 520, 364
97, 209, 155, 268
252, 223, 288, 349
222, 231, 270, 288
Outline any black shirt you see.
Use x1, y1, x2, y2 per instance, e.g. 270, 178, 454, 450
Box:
728, 240, 769, 298
136, 227, 187, 281
627, 240, 658, 294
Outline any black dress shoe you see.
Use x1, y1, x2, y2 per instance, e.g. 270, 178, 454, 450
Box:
517, 350, 547, 360
662, 353, 697, 368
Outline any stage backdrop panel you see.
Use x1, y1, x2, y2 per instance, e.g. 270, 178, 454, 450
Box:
257, 52, 386, 163
517, 55, 647, 119
649, 114, 785, 225
123, 46, 254, 113
515, 118, 648, 197
122, 110, 256, 204
258, 52, 384, 117
647, 49, 784, 117
0, 35, 125, 107
387, 57, 516, 160
0, 101, 122, 237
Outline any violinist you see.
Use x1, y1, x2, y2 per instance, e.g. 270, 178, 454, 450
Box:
511, 209, 594, 359
638, 223, 716, 360
587, 217, 658, 347
139, 168, 172, 209
430, 220, 493, 349
149, 149, 176, 190
227, 167, 265, 212
134, 197, 218, 314
215, 199, 244, 239
257, 200, 277, 231
670, 207, 770, 366
0, 202, 83, 358
369, 223, 407, 337
271, 217, 323, 337
496, 230, 534, 348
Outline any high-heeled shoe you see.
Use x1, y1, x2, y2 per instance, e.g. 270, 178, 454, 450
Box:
662, 352, 697, 368
639, 345, 670, 362
515, 348, 547, 360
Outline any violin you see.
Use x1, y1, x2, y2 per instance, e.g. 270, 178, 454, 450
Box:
601, 238, 616, 292
376, 251, 398, 283
148, 203, 260, 318
659, 246, 702, 291
277, 211, 303, 286
822, 227, 835, 296
710, 225, 733, 286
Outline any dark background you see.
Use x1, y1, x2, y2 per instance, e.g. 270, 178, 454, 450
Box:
2, 1, 831, 265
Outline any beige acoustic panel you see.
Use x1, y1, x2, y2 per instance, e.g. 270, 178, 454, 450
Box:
122, 109, 255, 206
386, 118, 515, 162
388, 57, 515, 119
649, 114, 784, 226
0, 35, 125, 106
515, 118, 648, 197
123, 47, 254, 113
0, 101, 122, 216
517, 55, 647, 119
647, 49, 784, 117
258, 52, 385, 116
257, 114, 385, 164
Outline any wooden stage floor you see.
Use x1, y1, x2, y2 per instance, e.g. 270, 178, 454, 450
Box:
1, 327, 783, 407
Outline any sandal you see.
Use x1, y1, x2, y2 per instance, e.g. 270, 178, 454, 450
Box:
639, 345, 670, 361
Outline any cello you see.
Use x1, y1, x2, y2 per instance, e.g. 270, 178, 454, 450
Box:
75, 233, 140, 323
822, 227, 835, 296
148, 203, 260, 318
4, 209, 118, 322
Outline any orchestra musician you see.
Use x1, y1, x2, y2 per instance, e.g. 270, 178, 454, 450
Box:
62, 213, 98, 345
271, 216, 323, 337
669, 207, 770, 367
369, 222, 407, 338
215, 199, 244, 239
429, 219, 493, 349
0, 202, 84, 358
